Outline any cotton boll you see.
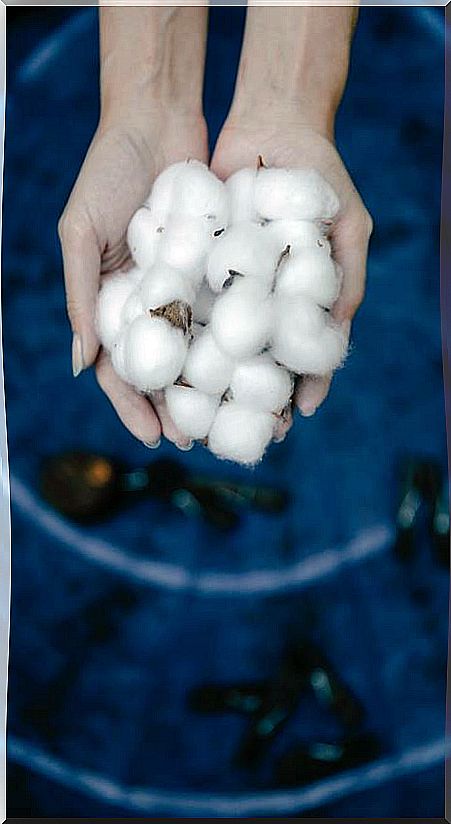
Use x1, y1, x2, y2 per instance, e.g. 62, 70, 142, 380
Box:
208, 402, 275, 466
225, 168, 257, 223
157, 215, 213, 279
207, 223, 279, 293
121, 289, 144, 327
96, 269, 142, 351
140, 264, 195, 311
165, 385, 220, 439
211, 282, 274, 360
230, 354, 293, 413
183, 328, 235, 395
127, 208, 163, 270
172, 162, 229, 225
272, 298, 347, 375
255, 168, 339, 221
275, 247, 340, 308
192, 282, 216, 325
110, 332, 130, 384
146, 161, 188, 218
123, 315, 187, 391
273, 324, 347, 376
273, 294, 327, 339
266, 219, 328, 254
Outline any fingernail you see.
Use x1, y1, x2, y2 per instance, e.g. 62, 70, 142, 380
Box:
144, 439, 161, 449
72, 333, 84, 378
176, 440, 194, 452
274, 432, 287, 444
301, 406, 316, 418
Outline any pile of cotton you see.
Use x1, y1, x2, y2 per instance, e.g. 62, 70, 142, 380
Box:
96, 159, 347, 466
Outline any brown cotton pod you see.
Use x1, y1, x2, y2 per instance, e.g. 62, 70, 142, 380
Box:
149, 300, 193, 335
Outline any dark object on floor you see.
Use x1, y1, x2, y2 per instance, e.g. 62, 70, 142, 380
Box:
394, 457, 448, 566
235, 641, 365, 768
275, 732, 383, 787
188, 682, 266, 715
40, 451, 124, 523
188, 640, 365, 770
40, 450, 289, 530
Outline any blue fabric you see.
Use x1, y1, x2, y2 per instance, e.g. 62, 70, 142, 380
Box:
3, 7, 448, 817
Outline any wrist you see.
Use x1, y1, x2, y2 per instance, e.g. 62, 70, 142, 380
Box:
228, 91, 337, 142
230, 7, 355, 142
100, 87, 205, 131
99, 7, 207, 127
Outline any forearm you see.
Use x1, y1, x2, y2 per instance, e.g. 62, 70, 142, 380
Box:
230, 7, 357, 137
99, 7, 208, 123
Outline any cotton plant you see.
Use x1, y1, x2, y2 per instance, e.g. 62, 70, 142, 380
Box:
96, 159, 347, 466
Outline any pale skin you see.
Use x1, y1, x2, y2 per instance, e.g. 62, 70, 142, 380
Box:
59, 7, 372, 449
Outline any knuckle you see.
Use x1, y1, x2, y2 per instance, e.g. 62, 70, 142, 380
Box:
347, 205, 373, 243
58, 209, 91, 251
346, 288, 365, 317
57, 212, 69, 242
363, 209, 374, 238
65, 296, 85, 326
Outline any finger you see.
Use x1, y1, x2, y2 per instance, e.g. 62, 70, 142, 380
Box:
149, 391, 193, 450
295, 374, 332, 417
59, 212, 102, 374
96, 350, 161, 447
273, 405, 293, 443
331, 207, 372, 323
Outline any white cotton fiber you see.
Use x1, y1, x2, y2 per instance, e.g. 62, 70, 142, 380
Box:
171, 161, 229, 226
192, 282, 216, 325
207, 223, 279, 293
211, 281, 274, 360
273, 294, 327, 339
127, 208, 163, 270
121, 289, 144, 326
113, 160, 350, 461
183, 327, 235, 395
275, 247, 340, 308
110, 332, 130, 384
140, 264, 195, 310
165, 385, 220, 439
272, 296, 347, 375
230, 354, 292, 413
208, 402, 275, 465
255, 168, 339, 221
146, 161, 187, 219
225, 168, 257, 223
123, 315, 187, 391
157, 215, 212, 281
273, 323, 347, 375
266, 219, 328, 255
96, 269, 142, 351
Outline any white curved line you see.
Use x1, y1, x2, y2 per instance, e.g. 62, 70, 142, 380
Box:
8, 734, 446, 817
17, 11, 94, 86
10, 475, 392, 596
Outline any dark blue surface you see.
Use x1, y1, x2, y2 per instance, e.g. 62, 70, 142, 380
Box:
3, 7, 448, 817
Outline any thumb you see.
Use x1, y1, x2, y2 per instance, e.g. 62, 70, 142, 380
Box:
58, 211, 101, 376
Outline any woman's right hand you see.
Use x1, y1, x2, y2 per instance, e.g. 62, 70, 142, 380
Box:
59, 110, 208, 448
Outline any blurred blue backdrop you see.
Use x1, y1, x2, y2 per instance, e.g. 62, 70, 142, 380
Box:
3, 6, 448, 818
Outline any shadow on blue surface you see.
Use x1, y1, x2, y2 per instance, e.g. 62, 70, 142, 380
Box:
3, 6, 448, 817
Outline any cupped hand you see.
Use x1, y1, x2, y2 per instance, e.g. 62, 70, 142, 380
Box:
210, 114, 373, 440
59, 110, 208, 448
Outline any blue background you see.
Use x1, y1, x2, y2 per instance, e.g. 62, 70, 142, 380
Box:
3, 6, 449, 817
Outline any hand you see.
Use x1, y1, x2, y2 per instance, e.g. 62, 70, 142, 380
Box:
211, 113, 373, 439
59, 109, 208, 448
